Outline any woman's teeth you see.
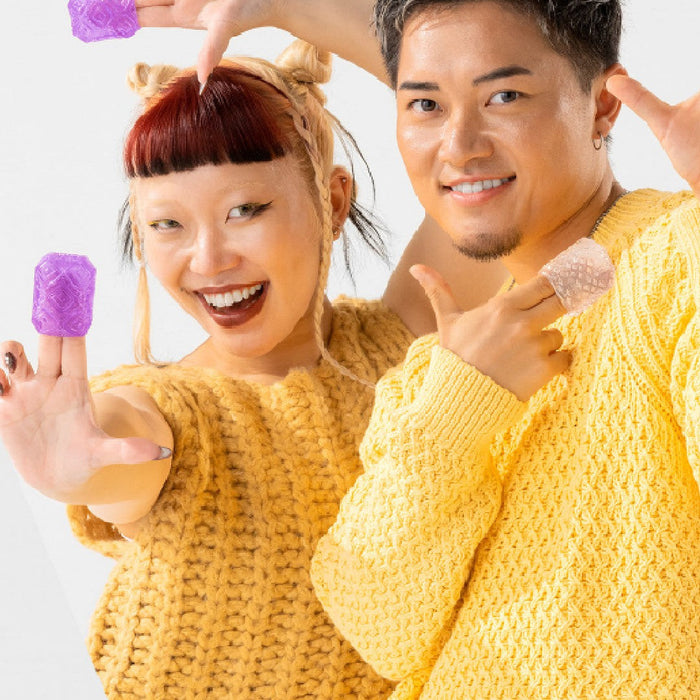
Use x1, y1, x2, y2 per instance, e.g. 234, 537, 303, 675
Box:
451, 177, 513, 194
203, 284, 263, 309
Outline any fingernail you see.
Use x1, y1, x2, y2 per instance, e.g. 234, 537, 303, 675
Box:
4, 352, 16, 374
0, 384, 4, 396
198, 77, 208, 96
156, 446, 172, 460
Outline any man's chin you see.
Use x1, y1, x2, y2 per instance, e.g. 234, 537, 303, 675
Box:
451, 228, 522, 262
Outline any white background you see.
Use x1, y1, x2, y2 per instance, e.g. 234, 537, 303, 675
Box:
0, 1, 697, 696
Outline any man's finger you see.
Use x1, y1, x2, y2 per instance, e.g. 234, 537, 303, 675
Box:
505, 274, 557, 311
606, 75, 671, 141
410, 264, 462, 327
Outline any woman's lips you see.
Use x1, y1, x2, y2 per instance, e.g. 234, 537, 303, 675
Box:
195, 282, 268, 328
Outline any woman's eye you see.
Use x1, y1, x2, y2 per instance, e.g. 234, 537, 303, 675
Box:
489, 90, 520, 105
409, 98, 439, 113
227, 202, 272, 220
148, 219, 181, 232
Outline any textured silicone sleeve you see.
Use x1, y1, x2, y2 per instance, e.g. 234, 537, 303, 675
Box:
32, 253, 96, 337
67, 0, 140, 42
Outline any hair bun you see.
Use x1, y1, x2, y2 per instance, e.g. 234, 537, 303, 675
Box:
127, 62, 180, 101
276, 40, 332, 101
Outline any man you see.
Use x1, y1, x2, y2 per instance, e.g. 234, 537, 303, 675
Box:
308, 2, 699, 698
138, 1, 700, 696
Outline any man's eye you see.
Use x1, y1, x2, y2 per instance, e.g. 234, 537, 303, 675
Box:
489, 90, 520, 105
227, 202, 272, 219
149, 219, 180, 231
409, 98, 439, 113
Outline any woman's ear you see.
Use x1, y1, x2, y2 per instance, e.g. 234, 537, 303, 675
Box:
329, 166, 353, 240
594, 63, 628, 139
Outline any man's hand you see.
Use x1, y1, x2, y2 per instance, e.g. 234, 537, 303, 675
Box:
410, 265, 571, 402
607, 74, 700, 199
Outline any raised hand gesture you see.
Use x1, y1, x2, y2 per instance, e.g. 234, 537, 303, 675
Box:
411, 265, 571, 402
607, 74, 700, 198
134, 0, 385, 86
0, 336, 169, 510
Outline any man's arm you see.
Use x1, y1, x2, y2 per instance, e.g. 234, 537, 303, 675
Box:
383, 215, 508, 336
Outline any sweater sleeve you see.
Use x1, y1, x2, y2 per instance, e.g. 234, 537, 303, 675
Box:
669, 201, 700, 490
310, 335, 525, 682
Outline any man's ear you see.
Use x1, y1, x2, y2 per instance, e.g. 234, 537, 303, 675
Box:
594, 63, 628, 138
329, 166, 353, 240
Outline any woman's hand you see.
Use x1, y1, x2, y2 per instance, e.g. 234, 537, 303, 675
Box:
0, 336, 167, 504
411, 265, 571, 402
136, 0, 277, 86
607, 74, 700, 198
135, 0, 386, 86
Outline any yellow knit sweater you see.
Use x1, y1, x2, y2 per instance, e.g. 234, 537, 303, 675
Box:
311, 190, 700, 699
68, 298, 414, 700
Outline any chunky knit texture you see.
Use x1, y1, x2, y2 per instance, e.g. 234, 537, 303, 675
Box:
311, 190, 700, 699
68, 298, 414, 700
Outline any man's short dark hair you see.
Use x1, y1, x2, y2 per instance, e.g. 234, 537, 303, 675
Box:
374, 0, 623, 90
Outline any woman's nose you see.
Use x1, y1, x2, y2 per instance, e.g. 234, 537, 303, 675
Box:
188, 228, 242, 277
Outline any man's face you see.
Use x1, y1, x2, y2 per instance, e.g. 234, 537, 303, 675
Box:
395, 1, 606, 260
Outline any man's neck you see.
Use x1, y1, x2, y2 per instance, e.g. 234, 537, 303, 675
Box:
504, 173, 625, 284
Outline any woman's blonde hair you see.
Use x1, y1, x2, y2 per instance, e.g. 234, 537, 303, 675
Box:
124, 41, 374, 383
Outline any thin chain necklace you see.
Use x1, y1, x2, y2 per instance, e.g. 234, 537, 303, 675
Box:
506, 187, 628, 291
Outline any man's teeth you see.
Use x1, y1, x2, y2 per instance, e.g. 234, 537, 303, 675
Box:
451, 177, 512, 194
203, 284, 263, 309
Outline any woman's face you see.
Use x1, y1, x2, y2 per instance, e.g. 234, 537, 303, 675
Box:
133, 157, 328, 363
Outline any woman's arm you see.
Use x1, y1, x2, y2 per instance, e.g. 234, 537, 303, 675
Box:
0, 337, 173, 532
136, 0, 387, 84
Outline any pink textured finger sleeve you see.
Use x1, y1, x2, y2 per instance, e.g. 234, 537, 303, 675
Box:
32, 253, 97, 337
67, 0, 140, 42
539, 238, 615, 315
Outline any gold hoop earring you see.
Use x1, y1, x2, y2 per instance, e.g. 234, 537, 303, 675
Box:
593, 132, 604, 151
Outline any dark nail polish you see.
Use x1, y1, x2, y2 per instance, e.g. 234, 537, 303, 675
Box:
0, 384, 4, 396
4, 352, 16, 374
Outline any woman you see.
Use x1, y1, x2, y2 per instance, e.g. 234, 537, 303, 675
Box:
0, 40, 415, 699
0, 38, 549, 698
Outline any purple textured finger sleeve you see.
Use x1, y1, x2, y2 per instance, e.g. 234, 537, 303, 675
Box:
539, 238, 615, 315
67, 0, 140, 42
32, 253, 97, 337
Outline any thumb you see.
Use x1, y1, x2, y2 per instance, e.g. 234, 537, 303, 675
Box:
606, 74, 671, 142
410, 264, 462, 329
197, 21, 234, 88
94, 436, 171, 469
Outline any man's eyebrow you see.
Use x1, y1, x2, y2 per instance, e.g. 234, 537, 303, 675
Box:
397, 81, 440, 91
473, 65, 532, 85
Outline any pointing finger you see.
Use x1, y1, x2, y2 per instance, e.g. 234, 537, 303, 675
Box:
197, 20, 236, 87
37, 335, 63, 378
61, 337, 89, 379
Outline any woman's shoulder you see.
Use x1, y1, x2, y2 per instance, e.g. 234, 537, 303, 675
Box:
330, 296, 416, 375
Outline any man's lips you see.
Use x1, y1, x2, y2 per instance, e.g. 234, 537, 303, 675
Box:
444, 175, 516, 194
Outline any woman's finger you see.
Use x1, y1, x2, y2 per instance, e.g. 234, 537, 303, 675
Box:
60, 337, 89, 380
136, 6, 183, 28
93, 435, 172, 469
197, 19, 237, 86
36, 335, 63, 378
0, 341, 34, 383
